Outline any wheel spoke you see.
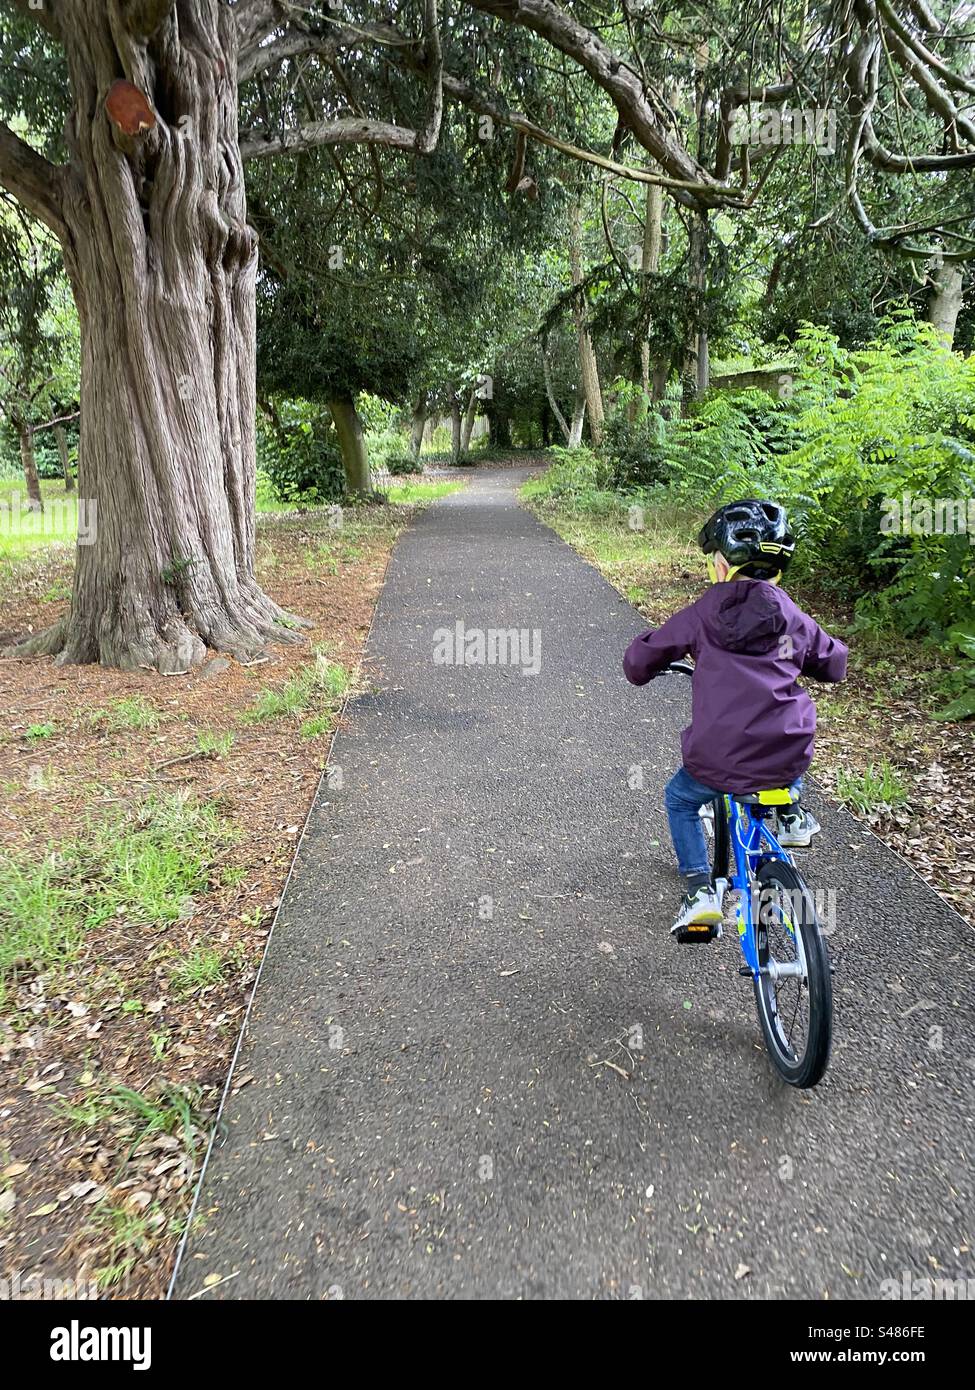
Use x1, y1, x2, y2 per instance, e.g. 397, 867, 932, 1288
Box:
761, 885, 811, 1061
752, 861, 832, 1088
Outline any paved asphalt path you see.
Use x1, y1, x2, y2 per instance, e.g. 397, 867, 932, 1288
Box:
173, 469, 974, 1301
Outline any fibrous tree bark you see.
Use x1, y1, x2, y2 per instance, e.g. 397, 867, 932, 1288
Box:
3, 2, 309, 671
0, 0, 443, 671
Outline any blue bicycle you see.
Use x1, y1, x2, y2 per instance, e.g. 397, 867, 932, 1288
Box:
669, 663, 833, 1089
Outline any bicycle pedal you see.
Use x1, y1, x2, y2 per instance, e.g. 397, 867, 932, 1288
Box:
675, 921, 721, 945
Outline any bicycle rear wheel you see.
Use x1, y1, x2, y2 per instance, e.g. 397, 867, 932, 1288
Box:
752, 860, 832, 1089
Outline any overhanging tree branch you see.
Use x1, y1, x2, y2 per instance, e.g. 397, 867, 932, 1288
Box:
241, 0, 442, 160
234, 0, 288, 57
439, 73, 739, 199
461, 0, 728, 206
241, 116, 429, 159
240, 25, 348, 82
0, 124, 67, 240
875, 0, 975, 99
240, 11, 728, 199
840, 4, 975, 257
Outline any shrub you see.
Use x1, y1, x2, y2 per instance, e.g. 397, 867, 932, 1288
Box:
387, 454, 423, 476
602, 406, 670, 490
770, 316, 975, 636
604, 314, 975, 644
257, 402, 344, 503
521, 445, 614, 510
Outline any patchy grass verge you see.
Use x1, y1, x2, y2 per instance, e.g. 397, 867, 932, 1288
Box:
0, 480, 466, 1297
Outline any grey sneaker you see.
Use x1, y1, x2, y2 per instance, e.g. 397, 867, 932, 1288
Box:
776, 806, 821, 847
671, 885, 724, 943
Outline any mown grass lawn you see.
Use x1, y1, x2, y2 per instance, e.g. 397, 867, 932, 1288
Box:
0, 478, 80, 561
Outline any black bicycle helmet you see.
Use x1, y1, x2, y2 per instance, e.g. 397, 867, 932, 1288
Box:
698, 499, 796, 580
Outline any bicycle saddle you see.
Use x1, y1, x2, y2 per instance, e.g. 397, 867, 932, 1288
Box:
734, 788, 801, 806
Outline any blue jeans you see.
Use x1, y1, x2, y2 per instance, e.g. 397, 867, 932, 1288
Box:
664, 767, 803, 880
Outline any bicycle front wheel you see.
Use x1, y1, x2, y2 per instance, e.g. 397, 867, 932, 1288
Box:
752, 860, 832, 1089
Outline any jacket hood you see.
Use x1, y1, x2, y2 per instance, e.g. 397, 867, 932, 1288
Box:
704, 580, 788, 655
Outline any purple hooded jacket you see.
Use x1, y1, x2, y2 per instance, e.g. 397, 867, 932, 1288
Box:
623, 581, 848, 794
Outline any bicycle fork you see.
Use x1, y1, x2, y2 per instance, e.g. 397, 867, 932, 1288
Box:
723, 799, 806, 983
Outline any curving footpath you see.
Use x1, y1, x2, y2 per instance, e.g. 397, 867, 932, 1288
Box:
171, 468, 974, 1301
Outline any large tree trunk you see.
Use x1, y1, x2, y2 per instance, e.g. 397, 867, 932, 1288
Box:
639, 178, 663, 404
681, 213, 710, 411
494, 411, 513, 450
54, 422, 74, 493
450, 393, 462, 464
14, 2, 304, 672
541, 341, 571, 443
329, 395, 371, 496
459, 389, 477, 458
409, 393, 428, 460
17, 422, 43, 513
927, 262, 965, 346
569, 201, 604, 447
568, 392, 586, 446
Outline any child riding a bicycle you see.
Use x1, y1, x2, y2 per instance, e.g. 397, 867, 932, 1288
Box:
623, 499, 848, 937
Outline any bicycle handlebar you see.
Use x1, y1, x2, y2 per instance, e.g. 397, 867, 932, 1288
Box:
663, 660, 695, 676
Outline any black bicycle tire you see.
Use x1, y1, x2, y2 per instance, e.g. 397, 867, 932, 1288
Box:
752, 859, 833, 1089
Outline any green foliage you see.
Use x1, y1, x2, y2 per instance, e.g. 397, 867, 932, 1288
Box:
601, 389, 670, 490
835, 761, 909, 816
588, 316, 975, 653
933, 626, 975, 721
160, 555, 196, 587
771, 316, 975, 638
0, 195, 80, 464
386, 480, 465, 504
387, 454, 423, 476
761, 229, 919, 347
656, 388, 792, 501
257, 400, 344, 504
89, 697, 160, 733
196, 729, 234, 758
169, 950, 228, 997
521, 446, 613, 510
242, 649, 351, 729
